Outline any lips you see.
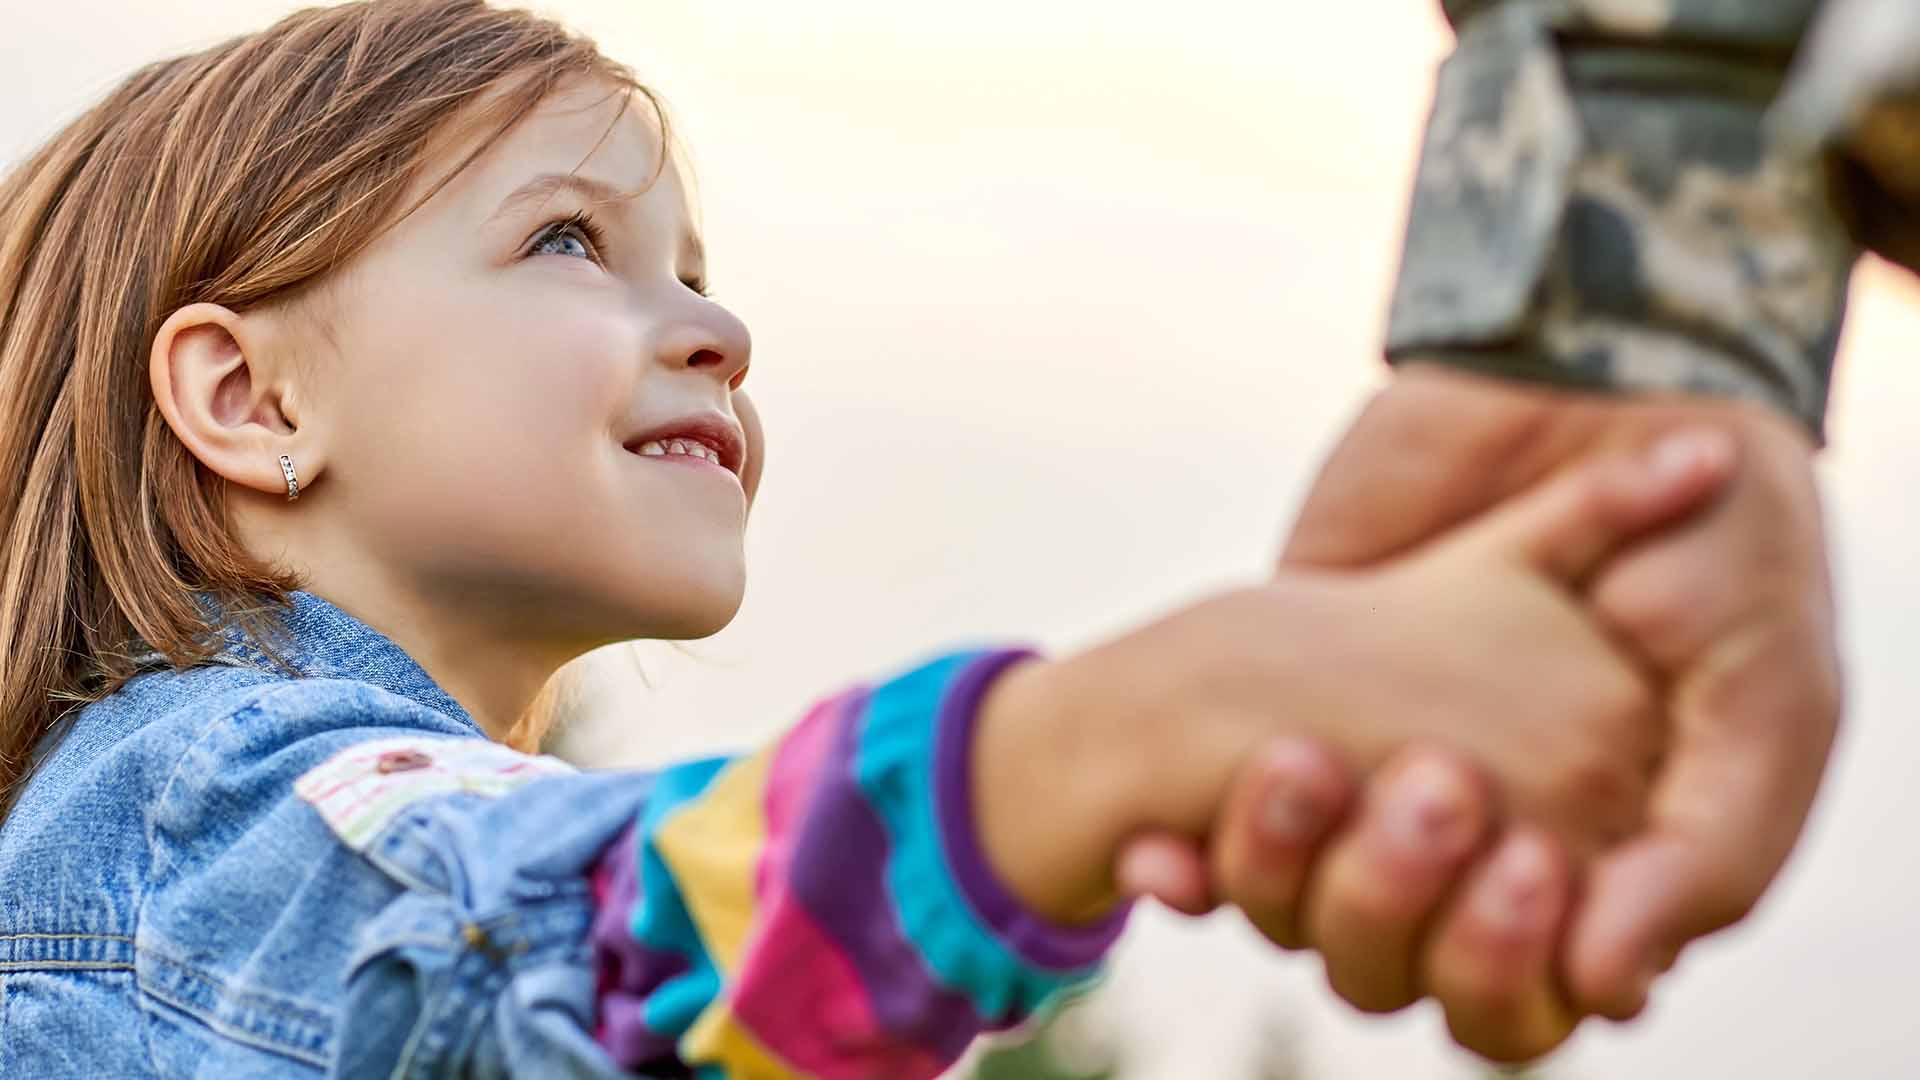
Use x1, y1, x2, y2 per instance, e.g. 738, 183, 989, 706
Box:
621, 411, 746, 477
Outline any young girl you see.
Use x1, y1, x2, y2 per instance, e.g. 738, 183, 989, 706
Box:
0, 1, 1735, 1076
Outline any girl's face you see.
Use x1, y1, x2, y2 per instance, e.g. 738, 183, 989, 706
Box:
302, 76, 759, 650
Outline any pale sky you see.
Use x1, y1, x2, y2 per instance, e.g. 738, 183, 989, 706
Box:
7, 2, 1919, 1076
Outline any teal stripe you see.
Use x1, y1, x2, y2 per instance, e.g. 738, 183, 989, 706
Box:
854, 649, 1088, 1022
630, 754, 734, 1039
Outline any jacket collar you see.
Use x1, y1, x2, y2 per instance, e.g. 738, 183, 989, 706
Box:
136, 589, 479, 734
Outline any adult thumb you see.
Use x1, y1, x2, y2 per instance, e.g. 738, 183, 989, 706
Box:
1564, 615, 1841, 1019
1464, 427, 1738, 583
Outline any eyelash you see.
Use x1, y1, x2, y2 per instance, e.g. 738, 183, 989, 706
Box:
527, 210, 711, 298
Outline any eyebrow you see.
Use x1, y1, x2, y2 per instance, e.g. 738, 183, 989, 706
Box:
489, 172, 633, 220
488, 171, 707, 266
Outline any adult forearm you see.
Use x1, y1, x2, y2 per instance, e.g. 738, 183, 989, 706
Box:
1389, 0, 1860, 442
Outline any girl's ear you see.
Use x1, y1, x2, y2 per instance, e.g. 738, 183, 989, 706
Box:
149, 301, 314, 500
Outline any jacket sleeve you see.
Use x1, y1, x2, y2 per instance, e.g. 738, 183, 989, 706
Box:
138, 646, 1128, 1079
583, 646, 1130, 1079
1385, 0, 1856, 442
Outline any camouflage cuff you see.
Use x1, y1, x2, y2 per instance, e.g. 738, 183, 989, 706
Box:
1439, 0, 1822, 52
1386, 1, 1860, 442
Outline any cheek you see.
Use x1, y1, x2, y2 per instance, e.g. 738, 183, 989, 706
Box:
733, 390, 765, 506
458, 282, 638, 443
342, 286, 640, 526
477, 284, 637, 433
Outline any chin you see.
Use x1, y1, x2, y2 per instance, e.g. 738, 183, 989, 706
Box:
639, 573, 746, 641
662, 598, 742, 640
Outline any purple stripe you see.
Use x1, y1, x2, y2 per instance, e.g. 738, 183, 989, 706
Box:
787, 687, 986, 1063
588, 823, 690, 1066
934, 650, 1133, 972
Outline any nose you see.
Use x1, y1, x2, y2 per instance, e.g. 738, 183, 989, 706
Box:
660, 301, 752, 392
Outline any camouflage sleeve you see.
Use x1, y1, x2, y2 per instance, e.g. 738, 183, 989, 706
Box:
1386, 0, 1863, 443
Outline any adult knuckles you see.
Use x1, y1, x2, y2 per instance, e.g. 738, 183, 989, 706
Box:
1215, 838, 1303, 913
1430, 948, 1573, 1063
1237, 901, 1308, 951
1431, 966, 1534, 1038
1322, 952, 1421, 1016
1448, 1014, 1571, 1068
1323, 860, 1441, 936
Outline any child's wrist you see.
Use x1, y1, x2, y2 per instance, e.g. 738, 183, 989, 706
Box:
971, 652, 1137, 926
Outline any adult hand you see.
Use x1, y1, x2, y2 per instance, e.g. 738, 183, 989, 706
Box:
1116, 363, 1841, 1060
1281, 363, 1840, 1014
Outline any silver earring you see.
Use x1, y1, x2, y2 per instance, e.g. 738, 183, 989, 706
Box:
279, 454, 300, 502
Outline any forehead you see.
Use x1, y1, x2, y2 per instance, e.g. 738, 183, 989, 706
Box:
420, 74, 695, 237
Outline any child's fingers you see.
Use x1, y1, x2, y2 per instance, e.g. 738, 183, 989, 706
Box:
1300, 748, 1493, 1014
1421, 826, 1580, 1064
1207, 737, 1355, 949
1469, 427, 1738, 584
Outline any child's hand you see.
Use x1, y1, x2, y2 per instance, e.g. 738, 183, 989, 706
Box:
972, 427, 1736, 929
1272, 427, 1738, 856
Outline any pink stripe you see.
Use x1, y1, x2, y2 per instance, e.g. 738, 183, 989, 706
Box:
703, 690, 942, 1078
728, 880, 946, 1079
755, 693, 848, 901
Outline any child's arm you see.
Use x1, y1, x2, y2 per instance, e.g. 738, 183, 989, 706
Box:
584, 648, 1127, 1078
134, 651, 1117, 1079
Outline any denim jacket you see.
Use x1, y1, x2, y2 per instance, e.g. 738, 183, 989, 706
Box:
0, 589, 1128, 1077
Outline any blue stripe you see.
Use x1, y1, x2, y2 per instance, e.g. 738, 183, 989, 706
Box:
853, 649, 1091, 1021
630, 754, 734, 1039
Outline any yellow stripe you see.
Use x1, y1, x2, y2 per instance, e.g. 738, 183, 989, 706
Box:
683, 1002, 813, 1080
653, 744, 775, 977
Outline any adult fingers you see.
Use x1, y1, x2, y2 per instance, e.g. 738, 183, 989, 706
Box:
1422, 826, 1579, 1064
1208, 738, 1355, 949
1114, 832, 1216, 916
1115, 736, 1356, 922
1301, 749, 1493, 1013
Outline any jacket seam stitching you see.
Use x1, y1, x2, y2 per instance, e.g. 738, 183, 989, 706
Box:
0, 931, 135, 941
0, 960, 136, 971
135, 942, 333, 1066
136, 941, 335, 1029
133, 957, 165, 1079
142, 684, 284, 885
135, 974, 330, 1071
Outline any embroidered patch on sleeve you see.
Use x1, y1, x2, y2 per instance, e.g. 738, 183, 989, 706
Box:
294, 735, 580, 851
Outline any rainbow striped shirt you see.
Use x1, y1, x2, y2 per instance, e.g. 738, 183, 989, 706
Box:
584, 647, 1133, 1078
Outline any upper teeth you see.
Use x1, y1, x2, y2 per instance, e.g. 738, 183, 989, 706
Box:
636, 438, 721, 465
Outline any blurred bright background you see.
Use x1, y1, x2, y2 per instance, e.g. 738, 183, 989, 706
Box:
8, 1, 1920, 1076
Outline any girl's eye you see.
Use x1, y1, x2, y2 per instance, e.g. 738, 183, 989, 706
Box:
526, 210, 610, 264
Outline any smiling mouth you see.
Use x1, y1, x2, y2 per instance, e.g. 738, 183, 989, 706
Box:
630, 437, 724, 466
625, 440, 741, 485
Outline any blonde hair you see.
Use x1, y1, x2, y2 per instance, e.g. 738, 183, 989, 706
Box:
0, 0, 668, 824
